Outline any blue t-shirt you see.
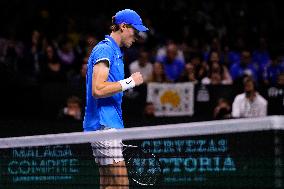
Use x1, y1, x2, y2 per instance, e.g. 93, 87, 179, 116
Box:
263, 64, 284, 85
230, 62, 258, 82
156, 56, 185, 81
83, 35, 124, 131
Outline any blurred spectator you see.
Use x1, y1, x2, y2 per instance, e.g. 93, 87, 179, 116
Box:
262, 55, 284, 86
139, 102, 156, 125
143, 102, 156, 118
68, 56, 87, 104
232, 76, 267, 118
182, 38, 202, 60
223, 44, 240, 68
188, 53, 208, 82
252, 37, 270, 77
57, 38, 76, 76
0, 37, 24, 85
202, 72, 223, 85
278, 73, 284, 86
1, 0, 284, 123
149, 62, 170, 83
129, 50, 153, 83
3, 38, 25, 74
156, 40, 185, 62
213, 98, 232, 119
66, 18, 81, 48
85, 34, 98, 57
24, 30, 42, 77
265, 73, 284, 115
203, 37, 222, 62
223, 36, 246, 67
69, 56, 87, 85
179, 63, 197, 83
58, 96, 82, 121
202, 51, 232, 85
209, 51, 232, 84
156, 42, 185, 82
195, 62, 208, 82
39, 45, 66, 83
230, 50, 258, 83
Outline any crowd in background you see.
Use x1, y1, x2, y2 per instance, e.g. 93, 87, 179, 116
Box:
0, 0, 284, 124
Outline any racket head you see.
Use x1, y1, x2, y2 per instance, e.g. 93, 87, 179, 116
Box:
123, 145, 163, 186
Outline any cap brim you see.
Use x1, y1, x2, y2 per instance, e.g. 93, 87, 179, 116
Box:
132, 24, 149, 32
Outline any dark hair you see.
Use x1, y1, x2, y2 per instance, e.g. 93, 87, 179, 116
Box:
110, 16, 120, 32
217, 98, 230, 105
243, 76, 257, 91
243, 76, 254, 85
67, 96, 82, 106
188, 52, 203, 62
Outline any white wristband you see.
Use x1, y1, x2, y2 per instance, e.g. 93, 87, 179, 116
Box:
119, 77, 136, 91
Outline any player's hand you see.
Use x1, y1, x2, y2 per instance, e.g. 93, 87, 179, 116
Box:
131, 72, 144, 86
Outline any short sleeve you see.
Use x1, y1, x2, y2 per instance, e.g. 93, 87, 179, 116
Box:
92, 44, 114, 67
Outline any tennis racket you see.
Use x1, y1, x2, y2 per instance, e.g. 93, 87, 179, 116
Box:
122, 144, 162, 186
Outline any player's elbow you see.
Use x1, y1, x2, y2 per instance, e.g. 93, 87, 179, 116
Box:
92, 88, 104, 98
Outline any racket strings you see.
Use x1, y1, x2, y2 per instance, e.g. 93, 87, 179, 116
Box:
126, 151, 161, 185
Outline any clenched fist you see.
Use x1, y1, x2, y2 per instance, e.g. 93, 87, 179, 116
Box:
131, 72, 144, 86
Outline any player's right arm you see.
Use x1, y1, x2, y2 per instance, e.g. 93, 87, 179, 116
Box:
92, 60, 143, 98
92, 60, 121, 98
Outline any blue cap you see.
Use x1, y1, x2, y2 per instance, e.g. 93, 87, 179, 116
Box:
114, 9, 149, 32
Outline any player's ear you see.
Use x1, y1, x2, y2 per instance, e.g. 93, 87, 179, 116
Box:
120, 23, 127, 32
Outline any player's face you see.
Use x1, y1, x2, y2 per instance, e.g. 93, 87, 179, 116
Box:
122, 24, 139, 48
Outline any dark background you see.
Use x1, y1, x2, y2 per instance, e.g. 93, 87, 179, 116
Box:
0, 0, 284, 136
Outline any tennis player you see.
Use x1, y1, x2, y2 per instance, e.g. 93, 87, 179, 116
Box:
83, 9, 148, 189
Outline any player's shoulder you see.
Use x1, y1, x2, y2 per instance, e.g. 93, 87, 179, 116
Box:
94, 41, 113, 53
91, 41, 115, 58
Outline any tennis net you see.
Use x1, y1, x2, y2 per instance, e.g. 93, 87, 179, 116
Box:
0, 116, 283, 189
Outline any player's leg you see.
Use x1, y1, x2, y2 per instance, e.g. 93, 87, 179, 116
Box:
99, 165, 111, 189
109, 160, 129, 189
92, 139, 129, 188
98, 160, 128, 189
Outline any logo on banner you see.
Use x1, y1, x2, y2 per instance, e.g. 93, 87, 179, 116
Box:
147, 82, 194, 116
141, 138, 236, 183
7, 145, 79, 182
